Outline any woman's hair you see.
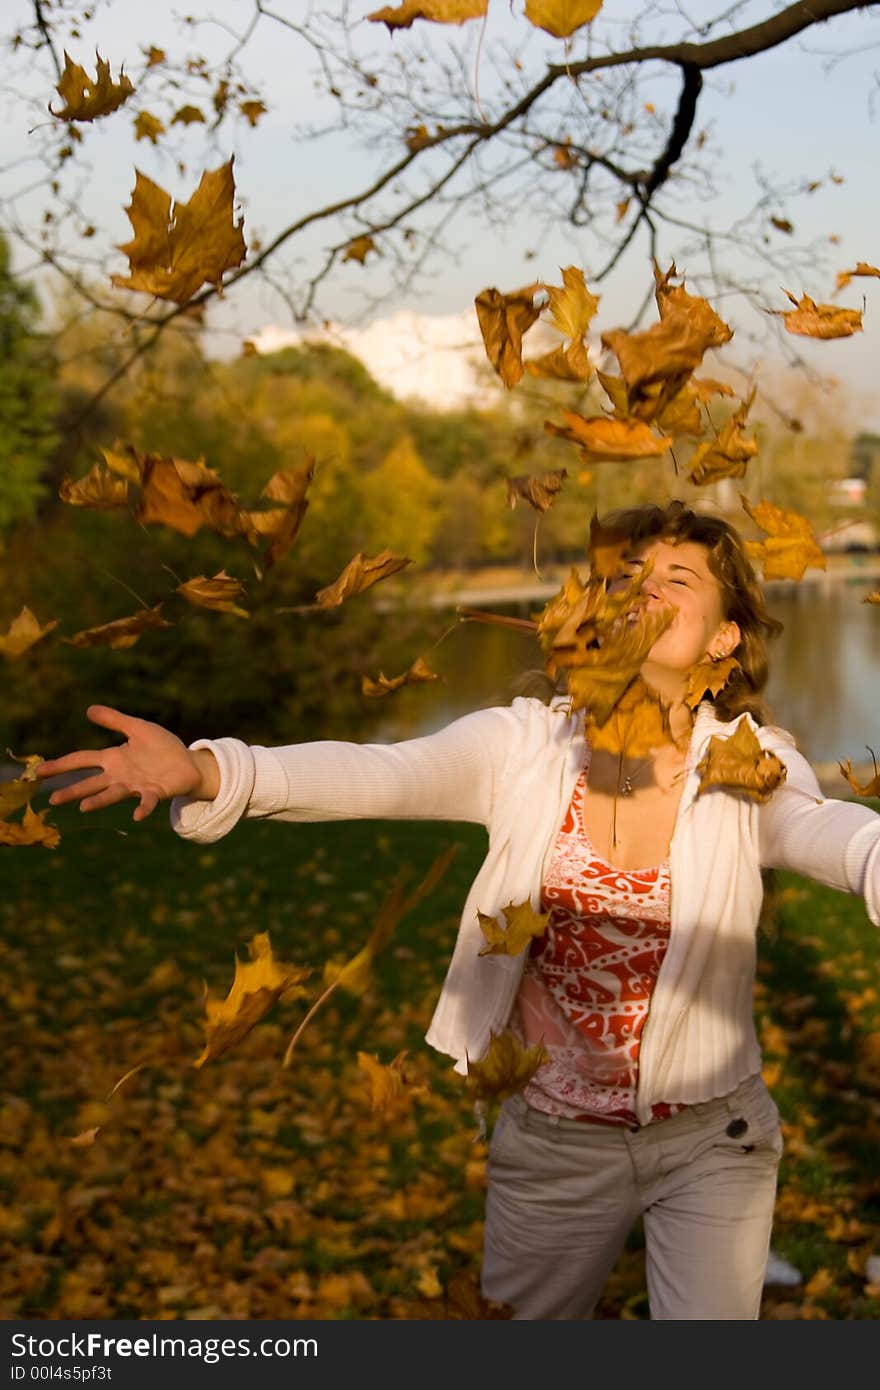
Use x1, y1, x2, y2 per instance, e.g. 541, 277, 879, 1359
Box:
590, 498, 783, 724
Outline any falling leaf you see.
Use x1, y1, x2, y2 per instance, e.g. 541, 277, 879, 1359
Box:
0, 754, 44, 819
367, 0, 488, 31
342, 235, 378, 265
586, 677, 672, 758
545, 411, 671, 462
524, 0, 604, 39
136, 453, 245, 539
466, 1031, 549, 1101
655, 383, 705, 438
357, 1050, 428, 1113
50, 52, 134, 122
653, 263, 734, 349
597, 371, 629, 417
100, 443, 143, 483
773, 291, 862, 340
835, 262, 880, 292
838, 749, 880, 798
689, 398, 758, 485
0, 804, 61, 849
241, 460, 315, 568
362, 656, 440, 698
405, 124, 431, 151
59, 463, 129, 510
143, 46, 166, 67
553, 140, 578, 169
770, 216, 794, 234
64, 604, 172, 650
740, 496, 826, 582
587, 512, 629, 578
684, 656, 741, 710
195, 932, 310, 1067
239, 100, 267, 127
171, 104, 206, 126
524, 340, 592, 381
0, 607, 58, 660
133, 110, 165, 144
69, 1128, 100, 1147
544, 265, 600, 342
314, 551, 412, 608
616, 198, 631, 222
506, 468, 568, 512
477, 899, 549, 957
695, 716, 787, 803
475, 283, 542, 388
862, 591, 880, 605
175, 573, 249, 619
111, 158, 246, 306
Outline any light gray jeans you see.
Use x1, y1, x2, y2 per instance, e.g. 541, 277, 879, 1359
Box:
482, 1072, 783, 1320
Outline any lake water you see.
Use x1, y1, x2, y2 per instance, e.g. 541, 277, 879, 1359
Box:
372, 576, 880, 768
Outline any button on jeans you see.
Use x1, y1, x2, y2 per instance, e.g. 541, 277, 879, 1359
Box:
482, 1072, 782, 1319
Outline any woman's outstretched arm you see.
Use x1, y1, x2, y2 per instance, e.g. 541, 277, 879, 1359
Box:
35, 704, 221, 821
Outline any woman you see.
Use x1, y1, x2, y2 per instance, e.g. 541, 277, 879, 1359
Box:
37, 500, 880, 1319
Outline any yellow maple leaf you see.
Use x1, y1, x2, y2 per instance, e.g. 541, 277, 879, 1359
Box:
59, 463, 129, 510
477, 899, 549, 957
0, 753, 44, 819
133, 110, 165, 144
695, 716, 787, 803
740, 495, 826, 582
239, 100, 267, 127
0, 607, 58, 660
171, 104, 206, 126
525, 0, 603, 39
368, 0, 488, 30
684, 656, 741, 711
175, 572, 249, 619
0, 804, 61, 849
544, 265, 600, 341
524, 339, 592, 381
111, 158, 246, 306
357, 1050, 429, 1113
342, 235, 378, 265
586, 677, 672, 758
466, 1031, 549, 1101
195, 932, 310, 1067
50, 52, 134, 122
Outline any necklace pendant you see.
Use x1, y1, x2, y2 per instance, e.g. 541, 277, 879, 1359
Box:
620, 776, 634, 796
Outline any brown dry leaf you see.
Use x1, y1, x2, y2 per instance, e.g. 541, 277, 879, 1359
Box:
0, 804, 61, 850
136, 453, 245, 538
133, 111, 165, 144
553, 140, 578, 170
175, 572, 249, 619
616, 198, 631, 223
0, 607, 58, 660
143, 46, 166, 67
689, 399, 758, 485
315, 550, 412, 608
195, 932, 310, 1067
0, 752, 44, 819
477, 899, 550, 957
741, 496, 826, 582
656, 383, 705, 438
111, 159, 246, 306
475, 284, 542, 388
368, 0, 488, 30
50, 52, 134, 122
342, 235, 378, 265
466, 1031, 549, 1102
695, 716, 787, 803
59, 463, 129, 510
684, 656, 741, 711
587, 512, 629, 579
241, 460, 315, 567
770, 216, 794, 234
586, 677, 672, 758
444, 1271, 514, 1319
544, 265, 600, 341
361, 656, 440, 698
596, 371, 629, 417
506, 468, 568, 513
838, 750, 880, 798
774, 290, 863, 340
357, 1050, 429, 1113
862, 591, 880, 605
525, 0, 603, 38
524, 340, 592, 381
239, 100, 267, 127
100, 443, 144, 483
653, 263, 734, 349
69, 1128, 101, 1147
545, 411, 671, 462
835, 262, 880, 292
171, 104, 206, 126
64, 604, 172, 651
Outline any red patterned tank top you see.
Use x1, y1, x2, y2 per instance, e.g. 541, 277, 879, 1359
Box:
512, 746, 683, 1126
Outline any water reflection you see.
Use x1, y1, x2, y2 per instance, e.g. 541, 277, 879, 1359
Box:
374, 581, 880, 766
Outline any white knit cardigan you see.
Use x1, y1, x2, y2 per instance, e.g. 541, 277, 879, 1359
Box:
170, 697, 880, 1124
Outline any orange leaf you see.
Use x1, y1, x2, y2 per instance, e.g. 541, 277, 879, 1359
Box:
136, 453, 245, 538
171, 104, 206, 126
545, 411, 671, 462
835, 262, 880, 292
361, 655, 441, 697
524, 0, 603, 39
368, 0, 487, 29
684, 656, 741, 711
241, 460, 314, 567
0, 804, 60, 849
740, 496, 826, 582
111, 159, 246, 306
586, 677, 672, 758
838, 749, 880, 798
314, 550, 412, 608
342, 235, 378, 265
64, 604, 172, 650
689, 398, 758, 485
475, 283, 542, 388
524, 340, 592, 381
357, 1050, 429, 1113
239, 100, 267, 127
774, 290, 862, 340
195, 932, 310, 1067
50, 52, 134, 122
695, 716, 787, 803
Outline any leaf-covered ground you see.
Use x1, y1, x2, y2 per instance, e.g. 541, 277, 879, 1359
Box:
2, 808, 880, 1319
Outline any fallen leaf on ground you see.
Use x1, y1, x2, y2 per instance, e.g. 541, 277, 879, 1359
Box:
695, 716, 787, 802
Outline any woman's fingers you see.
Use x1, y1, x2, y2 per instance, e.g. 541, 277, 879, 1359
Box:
86, 704, 139, 735
133, 790, 159, 822
48, 773, 108, 807
78, 783, 132, 813
36, 752, 107, 780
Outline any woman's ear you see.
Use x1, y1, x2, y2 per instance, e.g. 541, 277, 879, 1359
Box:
712, 620, 741, 659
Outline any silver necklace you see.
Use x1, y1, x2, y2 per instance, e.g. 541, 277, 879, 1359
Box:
618, 758, 651, 797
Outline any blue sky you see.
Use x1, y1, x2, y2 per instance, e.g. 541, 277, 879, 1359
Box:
3, 0, 879, 424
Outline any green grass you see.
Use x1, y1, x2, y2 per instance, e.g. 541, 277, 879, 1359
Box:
2, 802, 880, 1318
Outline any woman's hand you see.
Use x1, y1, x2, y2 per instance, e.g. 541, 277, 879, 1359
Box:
35, 704, 219, 821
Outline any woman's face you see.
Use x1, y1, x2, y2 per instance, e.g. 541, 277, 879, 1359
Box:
618, 537, 741, 676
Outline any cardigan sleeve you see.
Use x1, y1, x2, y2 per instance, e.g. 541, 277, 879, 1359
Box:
758, 733, 880, 926
168, 702, 523, 845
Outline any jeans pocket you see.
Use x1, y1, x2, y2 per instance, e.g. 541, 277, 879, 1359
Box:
720, 1083, 783, 1160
